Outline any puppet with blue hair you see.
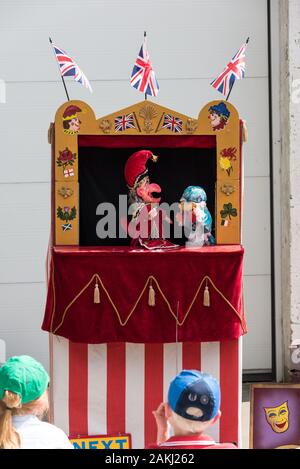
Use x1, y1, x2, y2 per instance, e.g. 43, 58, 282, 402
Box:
176, 186, 216, 247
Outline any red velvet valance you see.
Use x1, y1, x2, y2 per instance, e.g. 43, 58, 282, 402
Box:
78, 134, 216, 149
42, 246, 246, 344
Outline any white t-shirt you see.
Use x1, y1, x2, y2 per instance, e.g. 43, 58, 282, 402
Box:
12, 415, 73, 449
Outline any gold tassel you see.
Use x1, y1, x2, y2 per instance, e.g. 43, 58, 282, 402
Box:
203, 282, 210, 307
94, 279, 100, 304
148, 283, 156, 307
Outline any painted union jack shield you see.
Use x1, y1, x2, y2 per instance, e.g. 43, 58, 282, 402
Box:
114, 113, 136, 132
211, 40, 248, 97
162, 114, 183, 133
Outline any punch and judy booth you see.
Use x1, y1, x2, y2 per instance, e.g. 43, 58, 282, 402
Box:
42, 99, 247, 448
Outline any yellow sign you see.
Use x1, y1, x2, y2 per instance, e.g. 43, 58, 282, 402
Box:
70, 434, 131, 449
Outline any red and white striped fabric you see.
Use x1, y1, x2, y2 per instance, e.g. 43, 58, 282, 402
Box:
49, 336, 241, 448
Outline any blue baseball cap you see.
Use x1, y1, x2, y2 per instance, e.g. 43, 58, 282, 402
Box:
168, 370, 220, 422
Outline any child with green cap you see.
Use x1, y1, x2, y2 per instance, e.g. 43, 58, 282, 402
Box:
0, 355, 73, 449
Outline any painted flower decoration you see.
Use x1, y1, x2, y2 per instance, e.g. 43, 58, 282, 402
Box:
57, 206, 77, 222
219, 157, 232, 175
57, 187, 74, 199
220, 184, 235, 196
57, 147, 77, 168
219, 147, 237, 176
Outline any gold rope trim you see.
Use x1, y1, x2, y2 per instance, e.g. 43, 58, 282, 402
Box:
49, 266, 246, 334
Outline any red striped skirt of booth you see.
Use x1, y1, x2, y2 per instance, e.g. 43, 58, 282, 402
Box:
49, 336, 241, 448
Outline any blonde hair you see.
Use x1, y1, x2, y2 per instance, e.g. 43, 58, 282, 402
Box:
0, 390, 49, 449
168, 409, 210, 435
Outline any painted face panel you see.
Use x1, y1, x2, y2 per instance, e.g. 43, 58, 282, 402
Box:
264, 401, 289, 433
209, 112, 221, 128
69, 117, 81, 132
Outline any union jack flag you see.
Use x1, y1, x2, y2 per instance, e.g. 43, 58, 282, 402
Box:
162, 114, 183, 133
114, 113, 136, 132
50, 39, 92, 93
211, 39, 249, 97
130, 39, 159, 97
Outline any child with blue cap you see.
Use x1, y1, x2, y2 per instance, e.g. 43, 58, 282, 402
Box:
148, 370, 237, 449
0, 355, 73, 449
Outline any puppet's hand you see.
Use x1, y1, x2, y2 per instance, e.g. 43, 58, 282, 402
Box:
175, 211, 184, 226
152, 402, 169, 444
164, 215, 173, 224
148, 207, 158, 220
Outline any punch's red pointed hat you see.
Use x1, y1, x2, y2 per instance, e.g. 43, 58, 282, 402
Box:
124, 150, 158, 188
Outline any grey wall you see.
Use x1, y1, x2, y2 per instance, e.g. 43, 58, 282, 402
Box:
279, 0, 300, 379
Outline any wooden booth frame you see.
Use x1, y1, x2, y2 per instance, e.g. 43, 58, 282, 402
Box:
50, 99, 244, 246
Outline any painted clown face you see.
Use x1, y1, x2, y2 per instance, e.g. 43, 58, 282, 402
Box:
209, 111, 222, 128
68, 117, 81, 132
264, 401, 289, 433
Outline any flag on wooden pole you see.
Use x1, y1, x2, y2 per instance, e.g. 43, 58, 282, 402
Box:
130, 32, 159, 98
211, 38, 249, 100
50, 38, 92, 94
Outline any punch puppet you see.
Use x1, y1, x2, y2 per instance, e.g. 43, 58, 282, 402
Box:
125, 150, 177, 250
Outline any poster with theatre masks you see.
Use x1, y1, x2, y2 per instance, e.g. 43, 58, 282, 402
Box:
250, 384, 300, 449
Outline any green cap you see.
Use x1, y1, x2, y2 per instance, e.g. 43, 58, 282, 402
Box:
0, 355, 49, 405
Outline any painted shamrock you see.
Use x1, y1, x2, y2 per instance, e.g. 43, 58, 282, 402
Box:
219, 147, 237, 176
57, 206, 77, 222
220, 203, 237, 221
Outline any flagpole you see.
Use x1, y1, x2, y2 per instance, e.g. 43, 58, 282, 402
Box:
49, 37, 70, 101
226, 37, 250, 102
144, 31, 147, 101
225, 82, 234, 102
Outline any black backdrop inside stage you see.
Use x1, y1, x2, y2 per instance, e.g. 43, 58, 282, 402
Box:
78, 145, 216, 246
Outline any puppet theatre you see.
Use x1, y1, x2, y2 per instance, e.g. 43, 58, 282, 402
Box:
42, 98, 247, 448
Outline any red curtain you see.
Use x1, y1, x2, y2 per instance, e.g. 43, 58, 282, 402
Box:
78, 135, 216, 149
42, 246, 246, 344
